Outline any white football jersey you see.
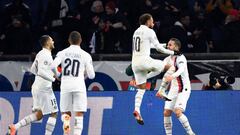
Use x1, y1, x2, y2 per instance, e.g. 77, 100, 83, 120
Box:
52, 45, 95, 93
164, 55, 191, 93
30, 48, 55, 91
132, 25, 174, 60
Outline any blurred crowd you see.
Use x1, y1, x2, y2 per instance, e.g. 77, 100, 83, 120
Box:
0, 0, 240, 55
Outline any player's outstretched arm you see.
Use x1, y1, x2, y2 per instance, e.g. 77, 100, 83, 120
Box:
150, 31, 174, 55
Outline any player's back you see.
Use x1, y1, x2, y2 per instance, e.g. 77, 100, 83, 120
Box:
132, 25, 153, 59
57, 45, 92, 92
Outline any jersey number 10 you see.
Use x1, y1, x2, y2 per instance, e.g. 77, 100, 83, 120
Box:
63, 58, 80, 77
133, 36, 141, 52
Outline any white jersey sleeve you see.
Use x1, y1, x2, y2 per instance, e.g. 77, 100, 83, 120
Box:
30, 59, 38, 75
37, 54, 55, 82
85, 54, 95, 79
172, 55, 187, 78
149, 30, 174, 55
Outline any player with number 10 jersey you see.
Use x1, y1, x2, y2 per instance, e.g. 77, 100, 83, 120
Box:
131, 13, 177, 125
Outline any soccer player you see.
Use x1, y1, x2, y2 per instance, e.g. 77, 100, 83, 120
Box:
8, 35, 59, 135
132, 13, 180, 125
51, 31, 95, 135
157, 38, 195, 135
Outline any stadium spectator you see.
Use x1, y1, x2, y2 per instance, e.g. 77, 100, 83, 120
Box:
155, 1, 180, 43
0, 0, 240, 54
1, 0, 33, 54
221, 9, 240, 52
118, 0, 139, 30
101, 1, 131, 53
42, 0, 69, 54
62, 11, 88, 51
204, 0, 236, 52
167, 11, 194, 53
190, 1, 210, 53
89, 19, 108, 54
87, 0, 105, 53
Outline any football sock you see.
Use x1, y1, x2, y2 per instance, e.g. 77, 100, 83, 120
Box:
74, 116, 83, 135
15, 113, 37, 130
164, 116, 172, 135
45, 116, 57, 135
178, 114, 194, 134
134, 89, 145, 113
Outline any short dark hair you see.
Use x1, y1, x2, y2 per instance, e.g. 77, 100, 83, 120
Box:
170, 38, 181, 49
139, 13, 152, 25
39, 35, 50, 47
68, 31, 82, 45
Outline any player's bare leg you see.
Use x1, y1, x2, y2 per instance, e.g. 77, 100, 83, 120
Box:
8, 110, 42, 135
175, 108, 195, 135
61, 112, 71, 135
133, 83, 146, 125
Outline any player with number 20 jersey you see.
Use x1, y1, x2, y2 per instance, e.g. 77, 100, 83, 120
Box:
51, 31, 95, 135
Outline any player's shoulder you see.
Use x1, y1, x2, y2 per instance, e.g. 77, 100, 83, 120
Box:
176, 54, 187, 61
36, 49, 45, 57
80, 49, 92, 59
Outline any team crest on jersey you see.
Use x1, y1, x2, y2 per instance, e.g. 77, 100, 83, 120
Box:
44, 61, 48, 65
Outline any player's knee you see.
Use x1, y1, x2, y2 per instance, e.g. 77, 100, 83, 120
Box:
137, 83, 146, 89
36, 110, 43, 120
62, 111, 72, 117
75, 112, 84, 116
174, 108, 183, 118
164, 109, 172, 117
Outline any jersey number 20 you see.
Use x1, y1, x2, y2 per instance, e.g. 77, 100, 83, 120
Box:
63, 58, 80, 77
133, 36, 141, 52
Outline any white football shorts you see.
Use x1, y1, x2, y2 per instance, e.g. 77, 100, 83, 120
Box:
132, 57, 165, 85
164, 90, 190, 112
60, 91, 87, 112
32, 88, 58, 115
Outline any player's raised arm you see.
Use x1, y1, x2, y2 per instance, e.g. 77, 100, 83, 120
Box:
150, 31, 174, 55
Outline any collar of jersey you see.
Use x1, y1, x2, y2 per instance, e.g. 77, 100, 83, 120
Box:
70, 45, 81, 48
140, 25, 149, 29
42, 48, 51, 54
